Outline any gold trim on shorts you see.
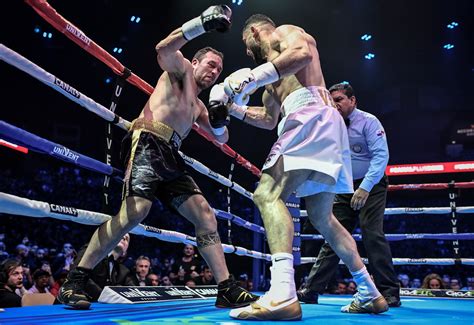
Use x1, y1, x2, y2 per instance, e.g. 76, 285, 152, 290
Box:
130, 118, 176, 143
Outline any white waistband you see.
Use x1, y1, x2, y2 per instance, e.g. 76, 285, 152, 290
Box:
281, 86, 331, 116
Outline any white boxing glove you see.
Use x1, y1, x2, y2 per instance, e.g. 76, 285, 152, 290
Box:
210, 83, 247, 120
223, 62, 280, 106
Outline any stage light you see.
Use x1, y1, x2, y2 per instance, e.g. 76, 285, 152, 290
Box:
443, 44, 454, 50
364, 53, 375, 60
34, 27, 40, 33
105, 77, 112, 84
447, 21, 459, 29
130, 16, 136, 22
232, 0, 243, 5
361, 34, 372, 41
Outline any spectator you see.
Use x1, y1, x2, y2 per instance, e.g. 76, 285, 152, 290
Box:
462, 277, 474, 291
449, 278, 461, 290
441, 274, 451, 288
195, 265, 216, 285
410, 278, 421, 288
0, 259, 23, 308
27, 269, 51, 294
422, 273, 445, 289
161, 275, 172, 286
129, 256, 151, 286
346, 280, 357, 295
170, 245, 201, 283
398, 274, 410, 288
146, 273, 160, 286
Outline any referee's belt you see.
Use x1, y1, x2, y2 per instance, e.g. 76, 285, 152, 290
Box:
130, 118, 182, 149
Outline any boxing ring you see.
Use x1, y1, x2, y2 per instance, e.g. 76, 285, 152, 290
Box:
1, 0, 474, 323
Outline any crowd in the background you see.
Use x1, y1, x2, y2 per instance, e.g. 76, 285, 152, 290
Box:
1, 166, 473, 307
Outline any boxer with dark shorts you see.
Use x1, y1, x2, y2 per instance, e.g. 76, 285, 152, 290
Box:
58, 5, 257, 310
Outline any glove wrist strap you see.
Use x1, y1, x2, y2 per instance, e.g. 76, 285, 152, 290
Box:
229, 104, 248, 120
211, 126, 226, 135
252, 62, 280, 88
182, 17, 205, 41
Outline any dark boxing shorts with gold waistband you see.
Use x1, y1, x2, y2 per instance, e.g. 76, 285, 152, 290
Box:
121, 118, 202, 209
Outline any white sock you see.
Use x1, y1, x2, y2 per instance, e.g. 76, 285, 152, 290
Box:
351, 266, 380, 299
266, 253, 296, 301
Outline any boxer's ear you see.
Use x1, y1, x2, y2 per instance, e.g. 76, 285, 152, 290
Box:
250, 26, 260, 41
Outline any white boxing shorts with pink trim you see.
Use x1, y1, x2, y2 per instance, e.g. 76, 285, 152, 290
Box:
262, 86, 354, 197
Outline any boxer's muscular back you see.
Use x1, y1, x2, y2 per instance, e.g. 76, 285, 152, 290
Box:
265, 25, 326, 104
138, 68, 203, 139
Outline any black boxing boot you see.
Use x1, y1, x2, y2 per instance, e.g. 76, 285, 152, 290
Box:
57, 267, 92, 309
215, 275, 259, 308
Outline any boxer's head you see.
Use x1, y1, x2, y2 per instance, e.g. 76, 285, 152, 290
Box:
242, 14, 276, 65
329, 82, 357, 119
192, 47, 224, 90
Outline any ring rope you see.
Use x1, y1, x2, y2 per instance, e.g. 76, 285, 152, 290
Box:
0, 192, 271, 261
24, 0, 262, 177
301, 233, 474, 241
0, 121, 255, 203
300, 257, 474, 266
300, 206, 474, 217
388, 182, 474, 191
0, 44, 130, 131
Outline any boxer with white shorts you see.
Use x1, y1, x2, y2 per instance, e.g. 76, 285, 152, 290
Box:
209, 13, 389, 320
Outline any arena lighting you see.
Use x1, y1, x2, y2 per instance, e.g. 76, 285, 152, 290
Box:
447, 21, 459, 29
34, 27, 40, 33
105, 77, 112, 84
130, 16, 141, 23
361, 34, 372, 41
41, 32, 52, 39
113, 47, 123, 54
364, 53, 375, 60
443, 44, 454, 50
232, 0, 244, 5
341, 81, 350, 84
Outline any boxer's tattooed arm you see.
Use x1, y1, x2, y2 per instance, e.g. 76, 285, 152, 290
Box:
196, 231, 221, 248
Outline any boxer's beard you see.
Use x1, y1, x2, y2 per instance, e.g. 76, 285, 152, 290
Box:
249, 43, 266, 65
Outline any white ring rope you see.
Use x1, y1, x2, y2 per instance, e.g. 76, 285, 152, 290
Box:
300, 206, 474, 217
0, 192, 271, 261
300, 257, 474, 266
179, 152, 253, 200
0, 44, 130, 131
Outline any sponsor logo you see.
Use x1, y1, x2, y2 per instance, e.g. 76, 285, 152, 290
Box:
193, 288, 218, 295
52, 146, 80, 162
54, 78, 80, 98
181, 154, 193, 165
406, 234, 425, 239
208, 170, 219, 179
286, 202, 300, 208
407, 258, 427, 263
164, 288, 195, 296
65, 24, 91, 45
121, 288, 161, 298
49, 204, 78, 216
446, 290, 474, 298
405, 207, 424, 212
454, 163, 474, 170
389, 165, 444, 173
144, 225, 162, 234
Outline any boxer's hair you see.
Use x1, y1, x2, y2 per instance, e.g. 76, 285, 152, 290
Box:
329, 82, 356, 98
193, 47, 224, 62
243, 14, 276, 34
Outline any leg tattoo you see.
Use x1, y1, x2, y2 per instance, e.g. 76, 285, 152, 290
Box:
196, 231, 221, 248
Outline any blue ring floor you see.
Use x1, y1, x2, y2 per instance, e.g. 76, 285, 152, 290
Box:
1, 295, 473, 324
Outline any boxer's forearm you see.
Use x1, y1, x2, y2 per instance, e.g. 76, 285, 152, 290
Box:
242, 105, 278, 130
155, 28, 188, 57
